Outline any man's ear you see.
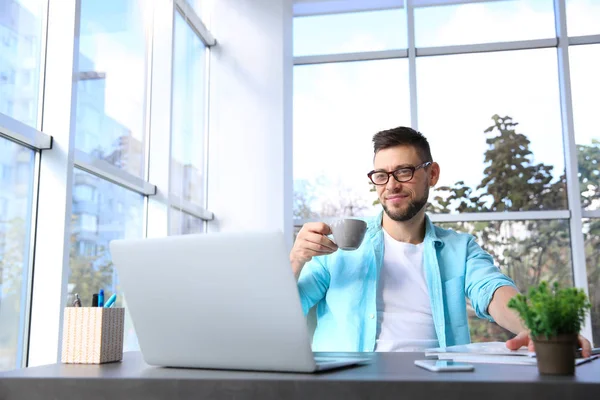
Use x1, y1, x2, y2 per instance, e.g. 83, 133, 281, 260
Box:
429, 162, 440, 187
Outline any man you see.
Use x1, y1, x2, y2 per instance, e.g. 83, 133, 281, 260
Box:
291, 126, 592, 355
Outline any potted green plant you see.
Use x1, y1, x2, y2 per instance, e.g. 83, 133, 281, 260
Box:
508, 281, 591, 375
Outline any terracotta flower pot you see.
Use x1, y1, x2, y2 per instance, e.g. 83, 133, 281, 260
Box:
533, 333, 578, 375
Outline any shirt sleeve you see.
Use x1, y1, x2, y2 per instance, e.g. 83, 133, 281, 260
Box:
464, 235, 517, 322
297, 256, 330, 315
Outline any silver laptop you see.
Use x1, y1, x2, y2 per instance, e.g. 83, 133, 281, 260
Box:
109, 231, 369, 373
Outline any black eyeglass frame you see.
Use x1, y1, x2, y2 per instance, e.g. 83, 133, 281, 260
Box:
367, 161, 433, 185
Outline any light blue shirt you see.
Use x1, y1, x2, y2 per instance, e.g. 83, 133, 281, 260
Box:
297, 212, 517, 352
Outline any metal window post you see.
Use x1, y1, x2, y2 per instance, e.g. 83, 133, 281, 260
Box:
146, 0, 174, 239
28, 0, 80, 366
407, 0, 418, 130
553, 0, 593, 344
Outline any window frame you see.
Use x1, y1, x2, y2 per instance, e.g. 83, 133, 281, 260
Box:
292, 0, 600, 344
20, 0, 217, 369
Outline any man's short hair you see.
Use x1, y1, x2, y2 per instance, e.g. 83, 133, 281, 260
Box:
372, 126, 433, 162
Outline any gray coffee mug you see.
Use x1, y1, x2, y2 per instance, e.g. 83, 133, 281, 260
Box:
330, 219, 368, 251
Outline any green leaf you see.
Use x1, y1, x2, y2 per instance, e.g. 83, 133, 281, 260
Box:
508, 281, 591, 338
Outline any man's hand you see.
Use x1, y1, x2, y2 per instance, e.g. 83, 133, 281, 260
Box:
290, 222, 338, 280
506, 331, 592, 358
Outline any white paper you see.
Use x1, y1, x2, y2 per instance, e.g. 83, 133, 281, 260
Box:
425, 341, 532, 357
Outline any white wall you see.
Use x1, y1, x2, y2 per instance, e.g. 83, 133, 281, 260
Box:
207, 0, 294, 248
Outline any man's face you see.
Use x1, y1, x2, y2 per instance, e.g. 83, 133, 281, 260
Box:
372, 145, 439, 222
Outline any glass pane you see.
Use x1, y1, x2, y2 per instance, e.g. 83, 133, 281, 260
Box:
170, 208, 204, 235
415, 0, 554, 48
570, 44, 600, 211
0, 137, 35, 371
293, 59, 410, 219
417, 49, 566, 214
75, 0, 151, 178
439, 219, 573, 342
567, 0, 600, 37
171, 13, 206, 207
583, 219, 600, 346
68, 169, 144, 351
0, 0, 44, 127
294, 9, 407, 57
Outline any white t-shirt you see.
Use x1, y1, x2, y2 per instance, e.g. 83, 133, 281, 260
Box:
374, 228, 439, 351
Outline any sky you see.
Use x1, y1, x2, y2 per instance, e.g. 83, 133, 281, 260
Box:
292, 0, 600, 216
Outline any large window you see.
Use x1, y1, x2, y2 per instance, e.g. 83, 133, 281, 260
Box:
171, 11, 207, 210
293, 59, 410, 218
0, 0, 44, 128
294, 9, 407, 57
66, 0, 155, 354
571, 43, 600, 346
0, 0, 216, 370
68, 169, 144, 350
0, 137, 35, 370
0, 0, 43, 372
418, 49, 565, 213
75, 0, 151, 178
293, 1, 600, 345
570, 44, 600, 211
583, 219, 600, 346
414, 0, 555, 47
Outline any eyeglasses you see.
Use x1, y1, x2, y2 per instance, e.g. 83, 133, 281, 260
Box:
367, 161, 432, 185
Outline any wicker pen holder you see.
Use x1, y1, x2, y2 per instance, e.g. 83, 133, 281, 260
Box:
61, 307, 125, 364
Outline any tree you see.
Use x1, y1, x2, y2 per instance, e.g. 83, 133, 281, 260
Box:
320, 185, 368, 217
584, 219, 600, 344
578, 139, 600, 208
579, 139, 600, 344
294, 185, 318, 220
294, 176, 371, 218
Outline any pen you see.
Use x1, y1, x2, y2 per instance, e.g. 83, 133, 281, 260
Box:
98, 289, 104, 307
72, 293, 82, 307
104, 293, 117, 308
92, 293, 98, 307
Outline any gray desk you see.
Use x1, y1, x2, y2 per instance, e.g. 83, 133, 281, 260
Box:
1, 351, 599, 400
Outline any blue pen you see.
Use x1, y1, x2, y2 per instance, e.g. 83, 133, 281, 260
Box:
98, 289, 104, 307
104, 293, 117, 308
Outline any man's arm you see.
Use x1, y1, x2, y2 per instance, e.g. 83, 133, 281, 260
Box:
487, 285, 526, 334
464, 236, 593, 356
291, 223, 337, 314
488, 285, 535, 352
297, 258, 330, 315
464, 236, 518, 321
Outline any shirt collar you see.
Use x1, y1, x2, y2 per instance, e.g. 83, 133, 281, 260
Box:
368, 210, 443, 247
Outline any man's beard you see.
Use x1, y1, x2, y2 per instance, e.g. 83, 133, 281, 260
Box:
382, 187, 429, 222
